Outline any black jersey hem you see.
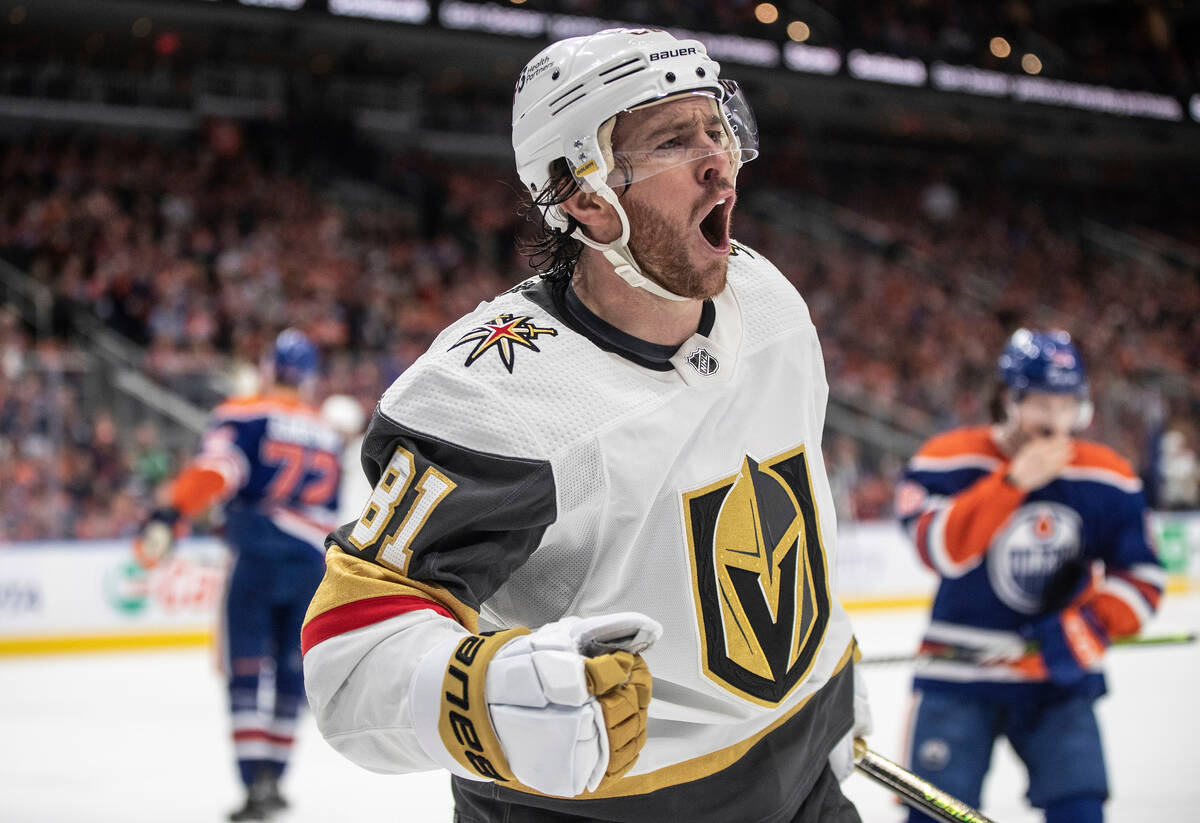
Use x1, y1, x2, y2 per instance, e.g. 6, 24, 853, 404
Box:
451, 659, 855, 823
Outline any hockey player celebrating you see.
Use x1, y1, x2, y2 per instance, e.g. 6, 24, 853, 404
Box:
136, 329, 344, 821
301, 28, 868, 822
896, 329, 1165, 823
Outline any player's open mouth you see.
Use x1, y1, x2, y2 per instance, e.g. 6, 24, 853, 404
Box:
698, 195, 733, 253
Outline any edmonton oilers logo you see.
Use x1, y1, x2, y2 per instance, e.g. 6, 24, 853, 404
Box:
687, 347, 719, 376
987, 502, 1082, 613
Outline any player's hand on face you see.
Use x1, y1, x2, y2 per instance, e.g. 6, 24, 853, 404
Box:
1006, 434, 1074, 492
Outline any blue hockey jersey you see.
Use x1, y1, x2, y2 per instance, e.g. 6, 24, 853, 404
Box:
895, 426, 1165, 697
170, 393, 344, 555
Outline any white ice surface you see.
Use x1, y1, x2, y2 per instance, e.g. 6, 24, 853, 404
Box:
1, 595, 1196, 823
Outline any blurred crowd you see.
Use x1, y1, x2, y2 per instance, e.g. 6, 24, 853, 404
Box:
0, 306, 177, 540
0, 127, 1197, 539
0, 130, 525, 539
2, 0, 1196, 110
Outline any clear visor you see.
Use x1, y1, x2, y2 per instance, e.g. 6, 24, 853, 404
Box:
1012, 390, 1085, 435
593, 79, 759, 190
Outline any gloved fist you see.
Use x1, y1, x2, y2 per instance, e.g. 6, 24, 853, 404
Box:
132, 506, 181, 569
1022, 604, 1109, 687
410, 612, 661, 797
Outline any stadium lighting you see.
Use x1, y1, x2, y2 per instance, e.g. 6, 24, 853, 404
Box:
989, 37, 1011, 58
1021, 53, 1042, 75
787, 21, 811, 42
755, 3, 779, 25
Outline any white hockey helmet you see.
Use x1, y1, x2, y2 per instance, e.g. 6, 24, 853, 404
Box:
512, 28, 758, 300
320, 393, 366, 437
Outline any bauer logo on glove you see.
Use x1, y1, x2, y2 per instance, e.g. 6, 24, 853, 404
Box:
411, 612, 662, 798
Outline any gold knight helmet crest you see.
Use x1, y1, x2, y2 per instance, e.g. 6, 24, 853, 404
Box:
683, 445, 831, 705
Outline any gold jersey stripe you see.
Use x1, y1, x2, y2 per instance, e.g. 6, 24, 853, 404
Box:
501, 637, 857, 800
304, 548, 479, 634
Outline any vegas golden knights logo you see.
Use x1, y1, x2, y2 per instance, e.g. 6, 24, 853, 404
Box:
683, 445, 830, 706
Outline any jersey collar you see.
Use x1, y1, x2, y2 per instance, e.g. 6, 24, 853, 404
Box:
522, 276, 716, 372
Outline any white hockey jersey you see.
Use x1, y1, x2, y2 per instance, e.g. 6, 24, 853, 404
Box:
302, 243, 858, 822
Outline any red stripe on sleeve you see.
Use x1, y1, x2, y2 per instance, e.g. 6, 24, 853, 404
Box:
913, 511, 936, 571
233, 730, 295, 745
301, 594, 456, 656
1113, 571, 1162, 610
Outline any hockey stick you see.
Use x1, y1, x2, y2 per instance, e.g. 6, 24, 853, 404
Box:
858, 632, 1197, 667
853, 739, 997, 823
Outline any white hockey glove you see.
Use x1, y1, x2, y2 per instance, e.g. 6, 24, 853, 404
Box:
410, 612, 661, 798
829, 662, 873, 783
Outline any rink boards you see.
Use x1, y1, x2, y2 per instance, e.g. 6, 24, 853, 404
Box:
1, 514, 1197, 655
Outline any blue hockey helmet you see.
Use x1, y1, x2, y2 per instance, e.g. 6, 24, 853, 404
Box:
997, 328, 1087, 396
273, 328, 319, 385
998, 328, 1093, 429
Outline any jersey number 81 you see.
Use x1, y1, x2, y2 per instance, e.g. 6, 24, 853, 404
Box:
348, 446, 457, 574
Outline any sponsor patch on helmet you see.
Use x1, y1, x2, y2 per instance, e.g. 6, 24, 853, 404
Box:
516, 55, 554, 93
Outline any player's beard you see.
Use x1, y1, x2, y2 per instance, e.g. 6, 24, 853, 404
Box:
623, 194, 730, 300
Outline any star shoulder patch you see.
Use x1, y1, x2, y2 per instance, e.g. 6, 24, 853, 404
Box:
448, 314, 558, 373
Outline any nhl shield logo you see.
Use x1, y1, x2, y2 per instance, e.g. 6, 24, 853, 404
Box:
686, 347, 719, 376
682, 444, 831, 706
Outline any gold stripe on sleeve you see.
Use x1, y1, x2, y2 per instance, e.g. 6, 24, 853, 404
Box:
304, 548, 480, 633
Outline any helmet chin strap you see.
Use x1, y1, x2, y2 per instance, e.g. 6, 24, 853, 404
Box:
570, 182, 691, 303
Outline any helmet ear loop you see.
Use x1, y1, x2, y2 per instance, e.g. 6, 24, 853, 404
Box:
543, 202, 573, 234
569, 173, 631, 252
569, 175, 690, 302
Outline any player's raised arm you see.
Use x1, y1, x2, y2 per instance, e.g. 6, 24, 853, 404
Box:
133, 415, 247, 568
